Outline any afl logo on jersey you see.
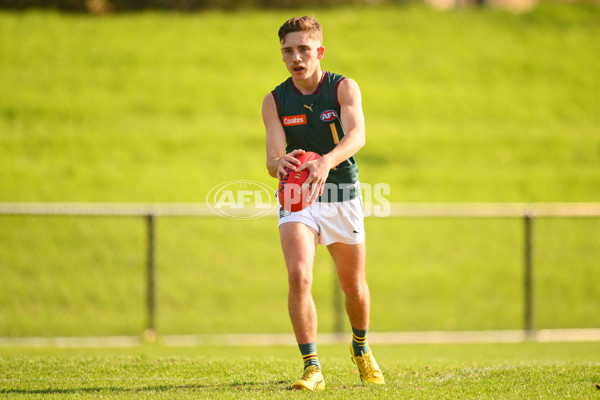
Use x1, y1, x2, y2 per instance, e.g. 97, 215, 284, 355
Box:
320, 110, 338, 122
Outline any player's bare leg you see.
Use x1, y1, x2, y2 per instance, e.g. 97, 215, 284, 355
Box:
328, 240, 384, 385
280, 222, 319, 344
327, 241, 369, 329
280, 222, 325, 390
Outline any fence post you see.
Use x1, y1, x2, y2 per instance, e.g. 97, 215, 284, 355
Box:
144, 213, 157, 342
524, 213, 534, 339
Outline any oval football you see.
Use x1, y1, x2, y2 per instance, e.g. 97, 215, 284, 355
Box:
278, 151, 321, 212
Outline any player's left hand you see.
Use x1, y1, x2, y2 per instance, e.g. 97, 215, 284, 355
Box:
296, 155, 333, 203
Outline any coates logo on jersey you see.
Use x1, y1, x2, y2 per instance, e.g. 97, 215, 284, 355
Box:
282, 114, 307, 126
320, 110, 338, 122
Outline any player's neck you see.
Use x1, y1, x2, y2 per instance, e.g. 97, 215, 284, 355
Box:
292, 67, 324, 95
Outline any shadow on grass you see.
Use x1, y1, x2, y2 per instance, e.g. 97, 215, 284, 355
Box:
0, 380, 292, 395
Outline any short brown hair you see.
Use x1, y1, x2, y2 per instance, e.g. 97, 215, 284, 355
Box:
278, 16, 323, 44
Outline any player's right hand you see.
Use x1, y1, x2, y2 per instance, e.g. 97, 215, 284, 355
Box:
277, 149, 305, 180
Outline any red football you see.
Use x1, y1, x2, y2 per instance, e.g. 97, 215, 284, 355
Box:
278, 151, 321, 212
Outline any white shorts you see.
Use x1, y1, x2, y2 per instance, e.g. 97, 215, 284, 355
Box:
278, 196, 365, 246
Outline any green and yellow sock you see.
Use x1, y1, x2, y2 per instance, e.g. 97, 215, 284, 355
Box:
298, 342, 320, 370
352, 327, 370, 356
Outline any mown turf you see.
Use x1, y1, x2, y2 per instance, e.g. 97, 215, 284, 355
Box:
0, 3, 599, 337
0, 3, 599, 202
1, 342, 599, 399
1, 214, 599, 336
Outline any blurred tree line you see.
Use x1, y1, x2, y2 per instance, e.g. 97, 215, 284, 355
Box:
0, 0, 386, 13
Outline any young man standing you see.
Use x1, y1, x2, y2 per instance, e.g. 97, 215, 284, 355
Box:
262, 16, 384, 391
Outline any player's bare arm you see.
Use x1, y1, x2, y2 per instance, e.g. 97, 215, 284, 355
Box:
299, 78, 366, 201
263, 93, 305, 179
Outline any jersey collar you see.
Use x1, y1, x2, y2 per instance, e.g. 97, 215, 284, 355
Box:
290, 70, 327, 96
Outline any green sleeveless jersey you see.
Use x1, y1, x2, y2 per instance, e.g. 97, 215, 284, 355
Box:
271, 71, 359, 202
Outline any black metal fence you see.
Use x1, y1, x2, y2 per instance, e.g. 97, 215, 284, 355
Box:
1, 203, 599, 339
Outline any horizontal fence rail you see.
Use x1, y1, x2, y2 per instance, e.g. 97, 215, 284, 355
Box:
1, 202, 599, 342
2, 202, 600, 217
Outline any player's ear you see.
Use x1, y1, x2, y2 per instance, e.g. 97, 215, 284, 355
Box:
317, 46, 325, 60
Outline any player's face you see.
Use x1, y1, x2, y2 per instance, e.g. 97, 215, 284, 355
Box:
280, 31, 324, 81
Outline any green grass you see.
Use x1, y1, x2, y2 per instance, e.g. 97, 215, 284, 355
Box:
1, 4, 599, 337
0, 3, 599, 202
1, 9, 598, 399
1, 215, 598, 336
1, 342, 599, 399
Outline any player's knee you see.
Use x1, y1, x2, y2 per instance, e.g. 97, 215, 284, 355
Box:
287, 269, 313, 293
340, 280, 368, 298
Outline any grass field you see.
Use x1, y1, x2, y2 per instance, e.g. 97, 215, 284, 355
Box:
1, 3, 599, 202
1, 342, 599, 399
0, 3, 599, 337
0, 7, 599, 397
1, 215, 599, 336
